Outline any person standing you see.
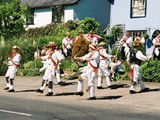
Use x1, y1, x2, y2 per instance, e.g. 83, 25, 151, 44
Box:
97, 42, 112, 89
36, 42, 64, 96
62, 32, 73, 57
34, 47, 42, 59
74, 43, 100, 100
152, 32, 160, 60
127, 41, 152, 94
85, 31, 99, 44
3, 46, 21, 92
120, 32, 133, 61
134, 32, 145, 45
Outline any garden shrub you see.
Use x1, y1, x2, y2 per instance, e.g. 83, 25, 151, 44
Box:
78, 17, 101, 34
140, 59, 160, 82
65, 20, 79, 31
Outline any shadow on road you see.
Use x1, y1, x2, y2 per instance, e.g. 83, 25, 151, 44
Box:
53, 92, 78, 96
138, 88, 160, 93
96, 95, 123, 100
99, 84, 130, 90
54, 82, 77, 86
79, 95, 123, 100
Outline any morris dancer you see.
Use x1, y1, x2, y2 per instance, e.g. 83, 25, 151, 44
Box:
3, 46, 21, 92
134, 32, 145, 45
74, 43, 100, 100
36, 42, 64, 96
62, 32, 73, 57
127, 41, 152, 94
85, 31, 99, 44
120, 32, 133, 61
152, 32, 160, 60
97, 42, 112, 89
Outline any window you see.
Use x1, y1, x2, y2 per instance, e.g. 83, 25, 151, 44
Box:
131, 0, 146, 18
26, 9, 34, 25
52, 5, 64, 23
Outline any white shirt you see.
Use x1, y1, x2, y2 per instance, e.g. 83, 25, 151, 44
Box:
99, 47, 111, 60
85, 34, 98, 44
8, 53, 21, 67
82, 51, 100, 68
134, 36, 145, 44
127, 50, 148, 63
41, 50, 64, 66
153, 37, 160, 49
62, 37, 73, 49
120, 36, 133, 47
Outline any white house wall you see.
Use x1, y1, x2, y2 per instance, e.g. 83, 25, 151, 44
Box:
27, 8, 52, 29
110, 0, 160, 37
64, 9, 74, 22
64, 0, 111, 30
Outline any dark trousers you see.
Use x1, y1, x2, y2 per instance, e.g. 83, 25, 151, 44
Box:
154, 49, 160, 60
67, 49, 72, 57
121, 46, 125, 61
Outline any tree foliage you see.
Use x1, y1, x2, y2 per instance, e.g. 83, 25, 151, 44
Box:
0, 0, 28, 39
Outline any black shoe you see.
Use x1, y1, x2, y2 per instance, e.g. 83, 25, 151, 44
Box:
45, 92, 53, 96
8, 89, 15, 92
4, 87, 9, 90
75, 92, 84, 96
140, 87, 149, 92
130, 90, 137, 94
87, 96, 96, 100
111, 77, 116, 82
36, 89, 43, 93
97, 86, 103, 89
58, 81, 65, 86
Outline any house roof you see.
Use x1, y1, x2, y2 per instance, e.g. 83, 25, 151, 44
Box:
21, 0, 79, 8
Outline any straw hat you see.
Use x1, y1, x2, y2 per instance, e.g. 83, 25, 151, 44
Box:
12, 45, 20, 50
99, 42, 106, 46
89, 43, 98, 50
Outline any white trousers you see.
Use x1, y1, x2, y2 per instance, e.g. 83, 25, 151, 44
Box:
77, 68, 96, 97
130, 64, 145, 91
5, 66, 18, 90
5, 66, 17, 79
42, 65, 54, 92
97, 61, 111, 87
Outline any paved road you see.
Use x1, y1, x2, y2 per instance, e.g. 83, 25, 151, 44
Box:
0, 76, 160, 120
1, 95, 160, 120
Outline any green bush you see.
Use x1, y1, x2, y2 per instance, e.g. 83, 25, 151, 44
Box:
60, 59, 73, 70
140, 59, 160, 82
17, 60, 43, 76
17, 69, 43, 76
23, 60, 43, 69
65, 20, 79, 31
78, 17, 101, 34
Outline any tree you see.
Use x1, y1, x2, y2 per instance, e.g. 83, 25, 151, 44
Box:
0, 0, 28, 40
